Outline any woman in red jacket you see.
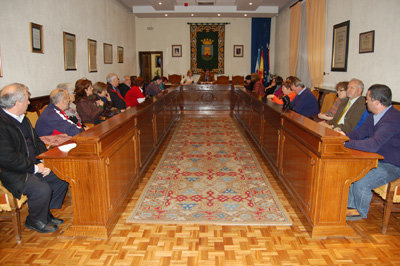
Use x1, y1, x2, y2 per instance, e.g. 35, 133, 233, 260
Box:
125, 78, 146, 107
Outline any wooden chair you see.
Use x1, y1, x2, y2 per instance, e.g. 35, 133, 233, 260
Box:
311, 89, 319, 101
0, 176, 28, 243
232, 75, 244, 86
26, 111, 39, 128
168, 74, 182, 85
319, 92, 337, 114
39, 104, 48, 115
373, 177, 400, 234
216, 75, 229, 84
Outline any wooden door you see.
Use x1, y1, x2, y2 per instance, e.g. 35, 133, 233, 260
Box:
139, 51, 163, 83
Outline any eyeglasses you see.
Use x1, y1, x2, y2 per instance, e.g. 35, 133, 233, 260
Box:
338, 89, 346, 92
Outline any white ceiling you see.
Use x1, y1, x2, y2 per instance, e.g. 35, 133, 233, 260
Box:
118, 0, 296, 18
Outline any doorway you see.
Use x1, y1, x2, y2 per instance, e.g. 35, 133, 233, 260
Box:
139, 51, 163, 83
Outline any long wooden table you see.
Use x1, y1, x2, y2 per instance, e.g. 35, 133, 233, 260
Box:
233, 87, 382, 238
38, 85, 382, 239
39, 89, 180, 238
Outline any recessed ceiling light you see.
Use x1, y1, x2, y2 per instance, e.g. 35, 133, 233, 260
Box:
191, 13, 194, 16
159, 2, 162, 5
244, 14, 247, 16
165, 14, 168, 16
217, 13, 221, 16
249, 2, 253, 5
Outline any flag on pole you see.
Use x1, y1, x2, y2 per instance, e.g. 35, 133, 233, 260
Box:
255, 48, 260, 73
259, 48, 264, 83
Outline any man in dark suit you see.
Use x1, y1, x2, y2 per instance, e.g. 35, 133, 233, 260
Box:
324, 78, 366, 133
344, 84, 400, 220
290, 77, 319, 118
0, 83, 68, 233
106, 73, 127, 111
118, 75, 131, 98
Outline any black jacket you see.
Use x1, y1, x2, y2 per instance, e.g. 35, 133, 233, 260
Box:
0, 108, 47, 198
107, 84, 127, 110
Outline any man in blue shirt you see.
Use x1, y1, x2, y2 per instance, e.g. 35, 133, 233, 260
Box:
344, 84, 400, 220
290, 77, 319, 118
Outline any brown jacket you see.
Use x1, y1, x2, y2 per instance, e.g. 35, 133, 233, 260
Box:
327, 96, 366, 133
76, 97, 104, 123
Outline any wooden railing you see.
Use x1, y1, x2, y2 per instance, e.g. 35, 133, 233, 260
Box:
38, 88, 180, 238
232, 87, 382, 238
37, 85, 382, 239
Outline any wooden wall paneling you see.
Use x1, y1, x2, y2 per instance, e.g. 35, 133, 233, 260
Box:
262, 103, 282, 171
249, 98, 263, 143
137, 106, 155, 167
279, 130, 317, 214
154, 97, 165, 145
180, 84, 233, 112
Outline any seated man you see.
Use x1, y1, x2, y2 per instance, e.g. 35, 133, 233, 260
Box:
118, 75, 131, 98
36, 88, 84, 136
0, 83, 69, 233
290, 77, 319, 118
344, 84, 400, 220
197, 69, 215, 84
106, 73, 127, 111
146, 76, 163, 97
321, 78, 366, 133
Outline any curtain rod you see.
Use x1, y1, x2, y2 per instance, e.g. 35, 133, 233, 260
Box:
187, 23, 230, 25
289, 0, 303, 8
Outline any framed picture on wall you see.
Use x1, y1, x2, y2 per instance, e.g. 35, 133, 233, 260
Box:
31, 22, 43, 53
234, 45, 243, 57
88, 39, 97, 72
172, 45, 182, 57
63, 32, 77, 70
117, 46, 124, 63
359, 30, 374, 53
331, 20, 350, 72
104, 43, 113, 64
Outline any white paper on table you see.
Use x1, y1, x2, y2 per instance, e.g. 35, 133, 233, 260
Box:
58, 143, 77, 152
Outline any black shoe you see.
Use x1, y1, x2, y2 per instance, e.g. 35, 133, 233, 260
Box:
48, 212, 64, 225
25, 218, 58, 233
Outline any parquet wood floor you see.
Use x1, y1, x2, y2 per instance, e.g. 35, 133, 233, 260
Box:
1, 115, 400, 265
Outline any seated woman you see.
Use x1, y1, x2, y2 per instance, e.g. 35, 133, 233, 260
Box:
146, 76, 162, 97
251, 73, 264, 97
244, 75, 253, 91
274, 76, 295, 98
36, 88, 84, 137
93, 82, 119, 118
317, 81, 349, 121
125, 78, 146, 107
264, 76, 283, 96
181, 70, 195, 85
266, 81, 296, 105
74, 78, 104, 124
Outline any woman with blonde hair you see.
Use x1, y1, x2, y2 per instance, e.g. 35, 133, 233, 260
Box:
181, 70, 195, 85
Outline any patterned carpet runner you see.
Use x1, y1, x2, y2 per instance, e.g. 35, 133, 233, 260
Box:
128, 116, 291, 225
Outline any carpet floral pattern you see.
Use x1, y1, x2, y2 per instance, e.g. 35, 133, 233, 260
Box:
128, 116, 291, 225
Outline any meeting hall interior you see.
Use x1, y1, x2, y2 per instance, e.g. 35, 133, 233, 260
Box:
1, 0, 400, 265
